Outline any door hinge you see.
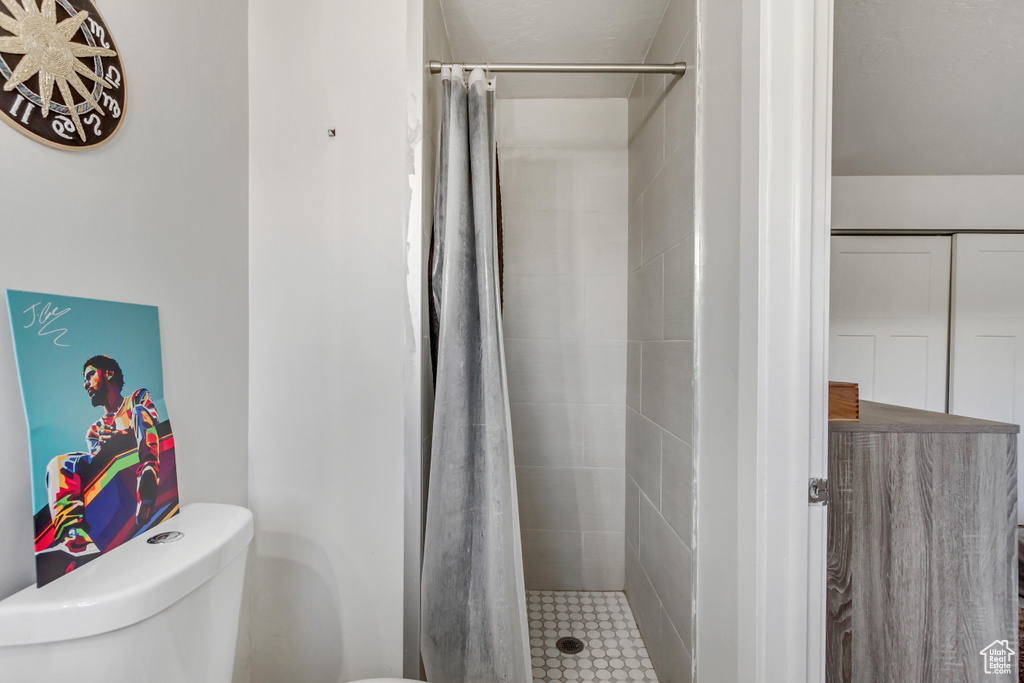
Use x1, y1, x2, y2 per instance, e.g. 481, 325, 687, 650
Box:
808, 478, 829, 505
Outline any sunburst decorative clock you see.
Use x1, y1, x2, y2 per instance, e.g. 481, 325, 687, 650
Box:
0, 0, 125, 150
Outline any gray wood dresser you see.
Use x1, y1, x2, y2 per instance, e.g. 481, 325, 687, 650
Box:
827, 401, 1019, 682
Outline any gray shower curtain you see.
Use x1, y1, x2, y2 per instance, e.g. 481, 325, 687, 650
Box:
420, 66, 531, 683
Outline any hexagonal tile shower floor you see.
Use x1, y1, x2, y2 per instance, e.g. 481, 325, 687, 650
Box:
527, 590, 659, 682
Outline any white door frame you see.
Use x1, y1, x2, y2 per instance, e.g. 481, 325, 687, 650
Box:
754, 0, 832, 679
693, 0, 831, 678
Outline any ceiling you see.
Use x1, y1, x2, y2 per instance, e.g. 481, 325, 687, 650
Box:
833, 0, 1024, 175
438, 0, 1024, 174
438, 0, 672, 99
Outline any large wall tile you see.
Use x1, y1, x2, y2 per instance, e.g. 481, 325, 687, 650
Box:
642, 142, 695, 264
582, 531, 625, 590
510, 402, 585, 468
501, 99, 629, 592
626, 341, 642, 411
583, 404, 626, 467
643, 74, 667, 123
640, 341, 693, 441
628, 76, 643, 142
522, 529, 583, 590
498, 99, 627, 148
501, 210, 570, 276
663, 236, 695, 341
640, 495, 692, 647
629, 196, 643, 274
574, 211, 629, 276
625, 0, 698, 672
625, 408, 662, 508
645, 604, 694, 683
578, 341, 628, 404
661, 431, 693, 545
577, 468, 625, 532
581, 339, 626, 403
625, 544, 663, 652
517, 467, 576, 531
516, 467, 625, 532
499, 148, 585, 212
585, 149, 629, 213
659, 608, 693, 683
505, 209, 618, 277
628, 256, 665, 341
506, 339, 625, 404
664, 28, 697, 157
629, 107, 665, 205
626, 475, 640, 554
505, 338, 577, 404
585, 275, 628, 341
503, 274, 585, 339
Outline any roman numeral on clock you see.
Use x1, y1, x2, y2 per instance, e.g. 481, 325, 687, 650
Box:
9, 95, 33, 124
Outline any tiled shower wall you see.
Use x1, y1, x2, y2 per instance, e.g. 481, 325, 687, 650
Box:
498, 99, 629, 591
625, 0, 698, 680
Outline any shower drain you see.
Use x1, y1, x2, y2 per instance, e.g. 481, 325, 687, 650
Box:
555, 636, 586, 655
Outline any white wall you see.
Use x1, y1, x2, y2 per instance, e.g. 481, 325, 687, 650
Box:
832, 176, 1024, 231
832, 0, 1024, 176
0, 0, 249, 601
248, 1, 411, 681
624, 0, 698, 679
497, 98, 628, 591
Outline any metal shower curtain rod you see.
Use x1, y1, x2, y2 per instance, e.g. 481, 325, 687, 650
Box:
428, 60, 687, 76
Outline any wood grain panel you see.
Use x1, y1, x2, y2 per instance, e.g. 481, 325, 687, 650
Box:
827, 433, 854, 683
827, 414, 1018, 682
832, 401, 1021, 434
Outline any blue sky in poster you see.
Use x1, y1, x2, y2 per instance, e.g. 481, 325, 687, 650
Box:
5, 290, 168, 513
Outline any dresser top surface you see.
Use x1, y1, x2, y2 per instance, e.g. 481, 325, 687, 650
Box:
829, 401, 1020, 434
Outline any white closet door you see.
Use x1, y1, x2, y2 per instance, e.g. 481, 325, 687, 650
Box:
949, 233, 1024, 523
829, 236, 951, 412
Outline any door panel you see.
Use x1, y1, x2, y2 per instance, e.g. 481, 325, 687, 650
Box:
830, 236, 952, 412
949, 233, 1024, 522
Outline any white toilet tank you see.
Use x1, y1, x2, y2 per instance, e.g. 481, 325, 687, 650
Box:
0, 503, 253, 683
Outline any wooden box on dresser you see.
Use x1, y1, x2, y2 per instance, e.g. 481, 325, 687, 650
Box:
827, 401, 1019, 682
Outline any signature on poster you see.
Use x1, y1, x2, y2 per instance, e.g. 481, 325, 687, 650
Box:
21, 302, 71, 347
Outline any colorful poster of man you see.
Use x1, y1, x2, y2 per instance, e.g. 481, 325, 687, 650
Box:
5, 290, 179, 587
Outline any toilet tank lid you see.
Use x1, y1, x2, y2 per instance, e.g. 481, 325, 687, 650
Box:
0, 503, 253, 647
